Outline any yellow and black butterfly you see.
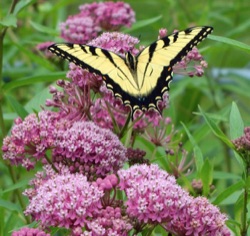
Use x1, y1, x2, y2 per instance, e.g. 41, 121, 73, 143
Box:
48, 26, 213, 117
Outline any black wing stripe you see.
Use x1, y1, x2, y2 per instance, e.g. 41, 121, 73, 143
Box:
101, 49, 131, 81
49, 44, 103, 76
169, 27, 213, 66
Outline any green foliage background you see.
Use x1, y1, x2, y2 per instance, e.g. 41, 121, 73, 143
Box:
1, 0, 250, 235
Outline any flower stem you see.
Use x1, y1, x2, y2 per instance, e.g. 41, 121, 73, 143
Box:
241, 167, 250, 235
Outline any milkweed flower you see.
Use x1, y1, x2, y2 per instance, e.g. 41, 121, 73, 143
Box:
2, 111, 127, 179
36, 41, 55, 58
82, 1, 135, 30
232, 127, 250, 152
118, 164, 231, 236
12, 227, 50, 236
53, 121, 127, 178
83, 206, 132, 236
60, 2, 135, 44
2, 111, 59, 170
232, 127, 250, 166
24, 170, 104, 230
87, 31, 140, 56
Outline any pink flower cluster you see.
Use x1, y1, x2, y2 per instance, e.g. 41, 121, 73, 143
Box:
2, 111, 127, 178
24, 170, 104, 230
233, 127, 250, 151
12, 227, 50, 236
60, 2, 135, 44
2, 111, 59, 170
87, 32, 139, 56
174, 47, 208, 77
83, 207, 132, 236
53, 121, 127, 178
118, 164, 231, 236
232, 127, 250, 165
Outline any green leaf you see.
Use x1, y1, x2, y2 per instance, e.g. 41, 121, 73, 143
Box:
30, 21, 59, 36
200, 159, 213, 196
122, 15, 162, 33
212, 180, 244, 205
12, 42, 56, 70
0, 14, 17, 27
13, 0, 37, 15
198, 105, 234, 149
5, 95, 29, 119
2, 179, 29, 194
209, 34, 250, 53
2, 72, 67, 92
213, 171, 241, 180
25, 84, 55, 113
181, 122, 204, 172
229, 102, 244, 140
0, 199, 22, 212
229, 102, 245, 169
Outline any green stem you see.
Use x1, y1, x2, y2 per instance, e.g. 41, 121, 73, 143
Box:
7, 165, 31, 223
0, 35, 6, 143
241, 166, 250, 235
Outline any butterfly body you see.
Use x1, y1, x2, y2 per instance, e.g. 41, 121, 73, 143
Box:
48, 26, 213, 117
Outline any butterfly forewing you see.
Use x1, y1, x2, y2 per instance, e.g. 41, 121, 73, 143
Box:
49, 43, 140, 96
135, 26, 213, 110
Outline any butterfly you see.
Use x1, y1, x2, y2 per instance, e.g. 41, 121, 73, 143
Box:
48, 26, 213, 117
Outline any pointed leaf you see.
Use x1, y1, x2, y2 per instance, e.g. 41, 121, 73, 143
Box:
200, 159, 213, 196
0, 14, 17, 27
3, 72, 66, 92
198, 105, 234, 149
13, 0, 37, 15
229, 102, 245, 169
212, 180, 244, 205
3, 179, 29, 193
30, 21, 59, 36
209, 35, 250, 53
0, 199, 22, 212
123, 15, 162, 33
181, 122, 203, 172
5, 95, 29, 119
230, 102, 244, 140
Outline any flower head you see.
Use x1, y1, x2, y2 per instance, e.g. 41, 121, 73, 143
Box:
84, 206, 132, 236
118, 164, 231, 235
24, 170, 104, 230
88, 31, 139, 56
79, 1, 135, 31
232, 127, 250, 166
36, 41, 55, 58
233, 127, 250, 151
60, 2, 135, 44
12, 227, 50, 236
2, 111, 59, 170
53, 121, 127, 179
